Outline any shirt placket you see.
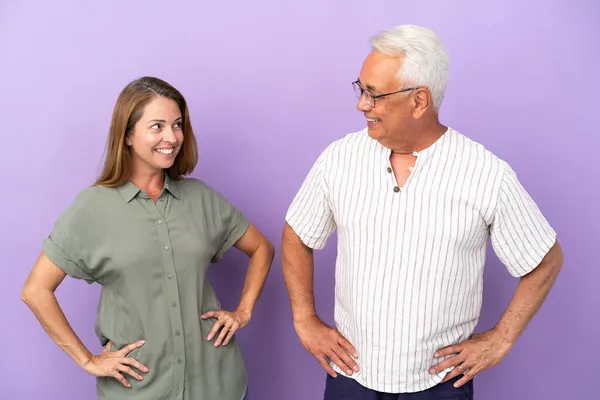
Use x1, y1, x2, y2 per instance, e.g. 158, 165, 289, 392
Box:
143, 193, 186, 399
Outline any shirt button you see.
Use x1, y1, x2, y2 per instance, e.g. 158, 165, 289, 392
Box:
159, 198, 165, 202
157, 219, 163, 225
163, 245, 169, 251
175, 330, 181, 336
386, 167, 392, 173
177, 359, 183, 364
413, 151, 419, 156
393, 186, 401, 193
409, 166, 414, 172
167, 274, 173, 279
171, 302, 177, 307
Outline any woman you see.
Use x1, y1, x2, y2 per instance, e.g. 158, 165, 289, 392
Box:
21, 77, 274, 400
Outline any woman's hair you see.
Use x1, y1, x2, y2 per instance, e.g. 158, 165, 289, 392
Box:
95, 76, 198, 187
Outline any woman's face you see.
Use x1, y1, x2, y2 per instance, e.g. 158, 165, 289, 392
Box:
126, 96, 185, 174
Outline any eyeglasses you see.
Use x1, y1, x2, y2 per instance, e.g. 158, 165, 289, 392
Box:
352, 79, 417, 108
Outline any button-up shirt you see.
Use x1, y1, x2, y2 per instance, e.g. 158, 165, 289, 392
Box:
43, 174, 250, 400
286, 128, 556, 393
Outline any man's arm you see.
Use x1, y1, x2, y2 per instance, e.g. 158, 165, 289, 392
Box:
492, 240, 563, 345
281, 223, 317, 321
430, 240, 563, 387
281, 223, 359, 377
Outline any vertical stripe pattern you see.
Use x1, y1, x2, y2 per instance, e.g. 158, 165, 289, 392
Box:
285, 128, 556, 393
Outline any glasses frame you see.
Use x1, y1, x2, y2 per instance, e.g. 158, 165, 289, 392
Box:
352, 79, 418, 107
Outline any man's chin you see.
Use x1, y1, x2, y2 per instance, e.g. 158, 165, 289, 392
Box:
367, 126, 383, 140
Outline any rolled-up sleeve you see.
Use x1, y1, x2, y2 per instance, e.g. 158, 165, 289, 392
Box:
42, 201, 95, 284
211, 192, 250, 263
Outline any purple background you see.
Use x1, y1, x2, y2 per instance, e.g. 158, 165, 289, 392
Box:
1, 1, 598, 399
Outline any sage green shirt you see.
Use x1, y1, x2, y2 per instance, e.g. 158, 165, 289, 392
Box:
43, 175, 250, 400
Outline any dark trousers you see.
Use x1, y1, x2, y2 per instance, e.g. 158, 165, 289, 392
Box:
324, 374, 473, 400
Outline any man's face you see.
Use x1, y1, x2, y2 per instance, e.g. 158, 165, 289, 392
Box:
356, 51, 414, 146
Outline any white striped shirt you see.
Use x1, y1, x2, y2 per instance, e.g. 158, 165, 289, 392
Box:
285, 127, 556, 393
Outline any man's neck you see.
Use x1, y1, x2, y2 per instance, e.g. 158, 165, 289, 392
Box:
387, 122, 447, 154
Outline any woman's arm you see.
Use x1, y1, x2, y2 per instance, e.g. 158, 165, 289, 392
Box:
21, 252, 94, 366
202, 222, 275, 346
21, 252, 148, 387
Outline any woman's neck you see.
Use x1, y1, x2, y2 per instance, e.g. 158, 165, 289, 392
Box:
129, 168, 165, 196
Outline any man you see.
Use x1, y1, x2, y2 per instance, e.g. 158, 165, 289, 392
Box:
281, 24, 563, 400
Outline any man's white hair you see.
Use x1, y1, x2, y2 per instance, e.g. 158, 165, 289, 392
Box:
371, 25, 449, 111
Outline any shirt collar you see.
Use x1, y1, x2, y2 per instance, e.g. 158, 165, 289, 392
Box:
163, 174, 180, 199
377, 127, 452, 160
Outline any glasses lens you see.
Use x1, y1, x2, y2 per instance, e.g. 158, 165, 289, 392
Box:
353, 82, 374, 107
352, 82, 362, 99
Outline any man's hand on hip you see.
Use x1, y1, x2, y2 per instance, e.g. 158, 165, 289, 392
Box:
429, 329, 513, 387
294, 315, 359, 378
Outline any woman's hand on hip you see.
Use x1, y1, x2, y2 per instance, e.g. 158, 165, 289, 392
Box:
82, 340, 149, 388
201, 309, 251, 347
